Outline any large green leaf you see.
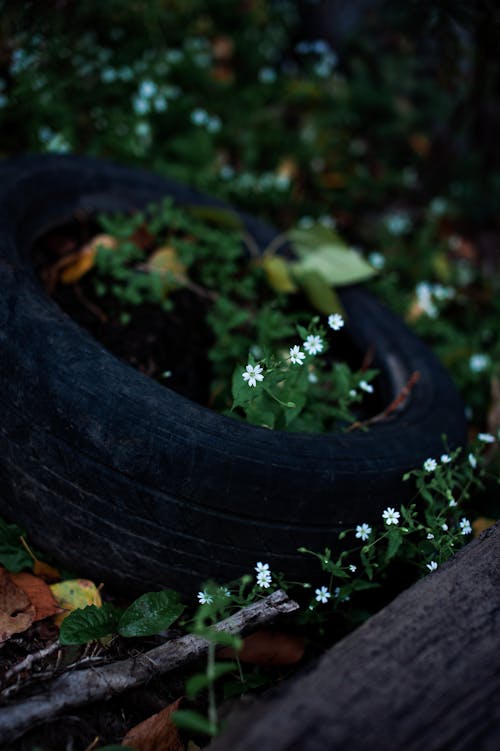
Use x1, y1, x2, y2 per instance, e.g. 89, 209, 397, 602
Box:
118, 590, 185, 637
292, 268, 344, 315
289, 225, 376, 287
59, 603, 123, 645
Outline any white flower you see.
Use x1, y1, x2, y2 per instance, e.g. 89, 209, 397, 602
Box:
303, 335, 323, 355
348, 564, 357, 573
441, 523, 448, 531
355, 523, 372, 541
449, 498, 457, 508
426, 561, 438, 572
478, 433, 495, 443
255, 561, 270, 574
349, 389, 357, 397
218, 587, 231, 597
315, 586, 331, 604
468, 453, 477, 469
197, 591, 213, 605
308, 371, 319, 384
328, 313, 344, 331
469, 353, 490, 373
256, 570, 272, 588
368, 252, 385, 270
359, 380, 374, 394
242, 363, 264, 387
427, 532, 434, 539
382, 507, 400, 525
459, 517, 472, 535
423, 458, 437, 472
289, 345, 306, 365
440, 454, 451, 464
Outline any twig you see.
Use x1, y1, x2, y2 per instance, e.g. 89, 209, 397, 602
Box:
347, 371, 421, 432
1, 641, 61, 685
0, 590, 298, 744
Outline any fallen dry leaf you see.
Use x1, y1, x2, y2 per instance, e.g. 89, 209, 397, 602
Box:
0, 568, 35, 643
33, 558, 61, 582
122, 697, 183, 751
219, 629, 305, 665
50, 579, 102, 626
473, 517, 497, 538
10, 571, 61, 621
147, 246, 187, 288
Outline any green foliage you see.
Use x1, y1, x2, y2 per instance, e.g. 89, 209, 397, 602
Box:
118, 589, 185, 637
0, 517, 32, 572
59, 603, 123, 645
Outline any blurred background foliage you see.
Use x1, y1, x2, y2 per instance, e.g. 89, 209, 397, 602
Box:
1, 0, 500, 431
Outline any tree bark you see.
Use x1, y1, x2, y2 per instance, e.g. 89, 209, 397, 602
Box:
211, 524, 500, 751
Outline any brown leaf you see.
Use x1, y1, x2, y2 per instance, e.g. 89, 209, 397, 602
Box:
0, 568, 35, 643
33, 558, 61, 582
10, 572, 60, 621
219, 629, 305, 665
472, 517, 497, 538
122, 697, 183, 751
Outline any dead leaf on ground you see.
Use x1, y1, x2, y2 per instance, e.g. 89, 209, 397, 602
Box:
50, 579, 103, 626
59, 233, 118, 284
10, 571, 61, 621
473, 517, 497, 537
146, 246, 187, 289
20, 536, 60, 582
219, 629, 305, 665
0, 567, 35, 643
122, 697, 183, 751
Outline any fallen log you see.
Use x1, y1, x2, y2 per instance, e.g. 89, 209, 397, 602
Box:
0, 590, 298, 745
211, 524, 500, 751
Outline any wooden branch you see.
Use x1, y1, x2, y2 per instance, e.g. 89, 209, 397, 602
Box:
210, 525, 500, 751
347, 370, 421, 432
0, 590, 297, 745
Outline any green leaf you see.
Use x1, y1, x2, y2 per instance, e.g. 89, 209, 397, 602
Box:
0, 517, 32, 572
59, 604, 123, 645
386, 527, 403, 562
261, 255, 297, 293
118, 590, 185, 637
172, 709, 217, 736
293, 269, 345, 315
187, 204, 243, 230
186, 661, 237, 699
290, 225, 376, 287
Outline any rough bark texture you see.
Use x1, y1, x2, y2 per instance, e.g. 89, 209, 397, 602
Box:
211, 525, 500, 751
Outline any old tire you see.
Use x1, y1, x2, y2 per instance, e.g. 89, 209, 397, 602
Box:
0, 154, 467, 595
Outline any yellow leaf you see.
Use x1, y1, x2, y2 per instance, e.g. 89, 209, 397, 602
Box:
147, 246, 187, 291
261, 256, 297, 293
59, 234, 117, 284
50, 579, 102, 626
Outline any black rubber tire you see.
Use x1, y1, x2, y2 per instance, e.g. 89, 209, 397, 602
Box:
0, 154, 466, 595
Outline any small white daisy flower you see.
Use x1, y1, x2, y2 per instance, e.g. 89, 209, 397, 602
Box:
349, 389, 357, 397
289, 345, 306, 365
349, 564, 357, 573
315, 586, 331, 604
478, 433, 495, 443
426, 561, 438, 572
328, 313, 344, 331
449, 498, 457, 508
468, 453, 477, 469
256, 570, 272, 588
197, 591, 213, 605
303, 335, 323, 355
423, 458, 438, 472
440, 454, 451, 464
355, 523, 372, 541
469, 353, 490, 373
427, 532, 434, 540
459, 517, 472, 535
359, 380, 374, 394
441, 523, 448, 531
255, 561, 270, 574
382, 507, 400, 525
242, 363, 264, 387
